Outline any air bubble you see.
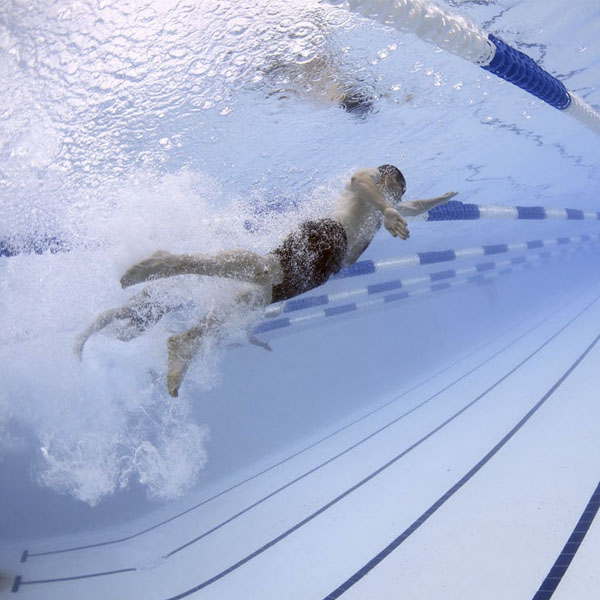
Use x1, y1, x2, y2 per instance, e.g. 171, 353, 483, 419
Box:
229, 17, 251, 35
324, 8, 352, 28
289, 21, 318, 40
168, 46, 188, 59
189, 59, 209, 76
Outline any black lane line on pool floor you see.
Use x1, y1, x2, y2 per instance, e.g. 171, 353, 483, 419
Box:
532, 479, 600, 600
11, 568, 136, 594
12, 292, 599, 595
21, 356, 480, 562
163, 299, 572, 559
321, 335, 600, 599
156, 294, 600, 599
21, 297, 565, 564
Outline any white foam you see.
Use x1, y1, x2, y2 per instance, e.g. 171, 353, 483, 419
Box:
0, 158, 346, 507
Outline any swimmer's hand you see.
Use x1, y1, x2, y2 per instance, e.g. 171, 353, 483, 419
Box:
73, 334, 88, 361
383, 207, 409, 240
440, 191, 458, 202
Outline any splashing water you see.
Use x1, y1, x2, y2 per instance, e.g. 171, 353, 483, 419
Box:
0, 0, 364, 506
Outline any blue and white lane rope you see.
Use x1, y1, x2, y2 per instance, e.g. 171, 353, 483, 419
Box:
332, 233, 598, 280
2, 202, 598, 258
425, 201, 600, 223
251, 201, 599, 237
264, 233, 599, 318
254, 243, 593, 335
322, 0, 600, 136
264, 244, 596, 320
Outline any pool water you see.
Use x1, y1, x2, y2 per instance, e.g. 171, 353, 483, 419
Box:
0, 1, 599, 598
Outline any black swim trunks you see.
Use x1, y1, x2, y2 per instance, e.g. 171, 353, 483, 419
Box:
271, 218, 348, 303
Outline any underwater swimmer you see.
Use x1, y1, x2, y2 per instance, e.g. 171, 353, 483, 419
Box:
76, 166, 457, 397
263, 54, 377, 118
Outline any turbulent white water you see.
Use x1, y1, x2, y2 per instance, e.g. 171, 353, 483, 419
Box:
1, 0, 599, 513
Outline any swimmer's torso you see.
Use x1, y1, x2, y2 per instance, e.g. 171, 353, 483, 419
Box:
329, 168, 384, 265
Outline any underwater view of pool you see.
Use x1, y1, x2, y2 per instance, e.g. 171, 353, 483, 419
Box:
1, 1, 599, 598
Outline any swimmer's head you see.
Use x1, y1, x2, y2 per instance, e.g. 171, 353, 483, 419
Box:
339, 90, 375, 118
378, 164, 406, 202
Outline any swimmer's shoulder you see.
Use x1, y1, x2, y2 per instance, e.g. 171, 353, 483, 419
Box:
336, 168, 380, 203
349, 167, 381, 187
335, 167, 380, 207
331, 168, 382, 225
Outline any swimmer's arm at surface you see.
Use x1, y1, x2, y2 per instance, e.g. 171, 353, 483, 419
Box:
397, 191, 458, 217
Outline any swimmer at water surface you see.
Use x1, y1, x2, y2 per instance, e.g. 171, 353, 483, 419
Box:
75, 166, 458, 397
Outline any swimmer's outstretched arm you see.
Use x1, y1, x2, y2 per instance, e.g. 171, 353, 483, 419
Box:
397, 191, 458, 217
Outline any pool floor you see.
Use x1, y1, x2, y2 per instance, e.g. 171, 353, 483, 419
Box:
2, 286, 600, 599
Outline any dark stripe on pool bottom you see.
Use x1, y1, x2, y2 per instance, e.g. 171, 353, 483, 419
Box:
27, 294, 561, 563
322, 330, 600, 599
17, 297, 599, 599
159, 295, 600, 600
11, 569, 135, 592
531, 479, 600, 600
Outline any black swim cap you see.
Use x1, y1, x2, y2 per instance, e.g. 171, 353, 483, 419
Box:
378, 165, 406, 194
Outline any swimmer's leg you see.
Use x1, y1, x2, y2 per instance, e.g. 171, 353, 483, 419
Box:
74, 289, 172, 359
120, 250, 282, 289
74, 306, 136, 359
166, 285, 271, 397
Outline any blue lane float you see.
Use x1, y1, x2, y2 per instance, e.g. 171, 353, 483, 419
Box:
0, 235, 70, 258
2, 202, 598, 259
263, 232, 598, 315
482, 34, 571, 111
246, 202, 599, 236
254, 242, 593, 335
324, 233, 599, 284
323, 0, 600, 136
426, 201, 600, 223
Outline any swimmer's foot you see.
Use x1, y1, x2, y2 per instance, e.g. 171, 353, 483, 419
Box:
120, 251, 177, 288
166, 329, 201, 397
73, 333, 88, 361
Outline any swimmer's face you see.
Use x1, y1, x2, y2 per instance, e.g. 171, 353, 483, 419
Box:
378, 164, 406, 205
381, 175, 406, 205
